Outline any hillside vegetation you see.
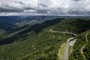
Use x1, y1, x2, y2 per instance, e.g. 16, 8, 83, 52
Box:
0, 17, 90, 60
53, 18, 90, 33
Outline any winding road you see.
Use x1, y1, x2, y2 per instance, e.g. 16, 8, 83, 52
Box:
49, 29, 77, 60
63, 37, 76, 60
80, 33, 89, 60
49, 29, 77, 36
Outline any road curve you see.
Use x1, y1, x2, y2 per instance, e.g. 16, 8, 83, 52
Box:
49, 29, 77, 60
62, 37, 75, 60
80, 33, 89, 60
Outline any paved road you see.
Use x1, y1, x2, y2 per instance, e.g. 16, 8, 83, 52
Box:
63, 37, 75, 60
49, 29, 77, 60
49, 29, 77, 36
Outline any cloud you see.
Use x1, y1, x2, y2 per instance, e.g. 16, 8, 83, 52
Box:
0, 0, 90, 16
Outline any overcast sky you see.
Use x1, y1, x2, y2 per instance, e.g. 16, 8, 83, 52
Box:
0, 0, 90, 16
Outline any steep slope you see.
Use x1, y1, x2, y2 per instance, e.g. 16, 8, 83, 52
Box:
0, 17, 90, 60
0, 18, 70, 60
0, 16, 59, 39
69, 30, 90, 60
53, 18, 90, 33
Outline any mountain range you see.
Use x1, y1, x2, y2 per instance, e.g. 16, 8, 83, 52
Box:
0, 16, 90, 60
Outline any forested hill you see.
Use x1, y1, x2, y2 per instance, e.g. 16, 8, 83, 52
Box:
0, 17, 90, 60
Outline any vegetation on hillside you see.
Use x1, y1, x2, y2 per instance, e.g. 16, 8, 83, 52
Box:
53, 18, 90, 34
0, 17, 90, 60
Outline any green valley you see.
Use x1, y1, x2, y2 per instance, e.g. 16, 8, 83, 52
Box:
0, 17, 90, 60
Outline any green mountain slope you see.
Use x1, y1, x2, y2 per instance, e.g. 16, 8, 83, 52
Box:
53, 18, 90, 33
69, 30, 90, 60
0, 18, 90, 60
